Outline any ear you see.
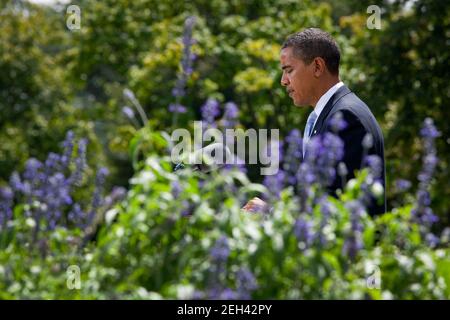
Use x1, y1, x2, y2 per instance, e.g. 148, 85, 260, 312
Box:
312, 57, 326, 77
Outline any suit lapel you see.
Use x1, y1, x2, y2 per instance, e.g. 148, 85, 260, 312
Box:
310, 85, 352, 137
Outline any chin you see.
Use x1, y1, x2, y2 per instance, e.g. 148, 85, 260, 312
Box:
291, 96, 303, 106
292, 100, 304, 107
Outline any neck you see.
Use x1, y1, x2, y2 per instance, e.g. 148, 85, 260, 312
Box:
312, 77, 340, 108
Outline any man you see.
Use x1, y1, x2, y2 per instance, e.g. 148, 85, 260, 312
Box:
243, 28, 386, 216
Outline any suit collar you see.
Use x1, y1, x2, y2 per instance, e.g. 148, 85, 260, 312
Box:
310, 85, 352, 137
313, 81, 344, 119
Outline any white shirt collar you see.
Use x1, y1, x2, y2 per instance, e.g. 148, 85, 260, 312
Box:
313, 81, 344, 119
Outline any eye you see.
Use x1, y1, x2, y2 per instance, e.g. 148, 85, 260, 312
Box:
287, 69, 293, 74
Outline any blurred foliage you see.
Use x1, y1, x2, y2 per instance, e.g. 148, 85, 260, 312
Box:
0, 0, 70, 177
0, 0, 449, 299
1, 135, 449, 299
0, 0, 133, 189
336, 0, 449, 223
2, 0, 447, 220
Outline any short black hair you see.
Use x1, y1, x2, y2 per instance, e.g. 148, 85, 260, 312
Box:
282, 28, 340, 75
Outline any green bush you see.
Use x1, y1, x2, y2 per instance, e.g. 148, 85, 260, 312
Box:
1, 128, 448, 299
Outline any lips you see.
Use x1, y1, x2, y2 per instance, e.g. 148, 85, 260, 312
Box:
288, 89, 294, 97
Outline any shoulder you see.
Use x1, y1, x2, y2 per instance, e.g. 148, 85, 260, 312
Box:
326, 92, 384, 150
328, 107, 364, 131
332, 92, 370, 119
329, 92, 381, 131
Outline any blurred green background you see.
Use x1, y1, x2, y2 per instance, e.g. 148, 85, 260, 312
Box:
1, 0, 450, 301
1, 0, 448, 222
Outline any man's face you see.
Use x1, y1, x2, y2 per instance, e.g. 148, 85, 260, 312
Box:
280, 47, 315, 107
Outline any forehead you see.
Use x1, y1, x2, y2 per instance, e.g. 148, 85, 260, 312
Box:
280, 47, 299, 65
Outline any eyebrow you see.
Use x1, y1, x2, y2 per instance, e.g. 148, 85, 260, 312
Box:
281, 65, 292, 70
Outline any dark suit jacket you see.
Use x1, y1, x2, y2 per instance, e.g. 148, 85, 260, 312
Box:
306, 85, 386, 216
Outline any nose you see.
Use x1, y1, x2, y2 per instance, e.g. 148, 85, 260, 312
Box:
280, 73, 289, 87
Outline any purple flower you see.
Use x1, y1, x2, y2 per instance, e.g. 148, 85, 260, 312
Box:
70, 138, 88, 186
123, 88, 136, 102
40, 172, 73, 229
170, 181, 193, 216
417, 189, 431, 206
171, 181, 182, 198
342, 234, 363, 260
104, 186, 127, 208
413, 206, 439, 226
192, 290, 205, 300
109, 186, 127, 202
418, 154, 438, 184
0, 186, 14, 226
362, 133, 374, 150
295, 162, 315, 212
122, 106, 135, 119
412, 118, 440, 229
346, 200, 365, 231
219, 288, 239, 300
45, 153, 62, 174
2, 133, 121, 236
263, 170, 286, 199
304, 137, 322, 161
9, 172, 23, 192
342, 200, 365, 260
294, 217, 314, 248
363, 155, 382, 179
181, 16, 196, 76
24, 158, 43, 181
95, 167, 108, 189
302, 133, 344, 187
296, 162, 315, 185
426, 233, 440, 248
18, 136, 91, 231
170, 16, 196, 119
201, 98, 221, 126
13, 160, 41, 208
224, 102, 238, 119
283, 129, 302, 185
61, 130, 74, 168
318, 197, 334, 245
222, 102, 239, 128
236, 268, 257, 299
328, 111, 347, 132
68, 203, 85, 227
211, 235, 230, 262
420, 118, 441, 139
418, 118, 439, 187
180, 200, 192, 217
285, 129, 302, 152
171, 87, 184, 98
0, 187, 13, 200
204, 287, 238, 300
395, 179, 411, 192
168, 103, 187, 114
321, 133, 344, 162
50, 173, 73, 205
86, 167, 109, 227
337, 162, 348, 177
